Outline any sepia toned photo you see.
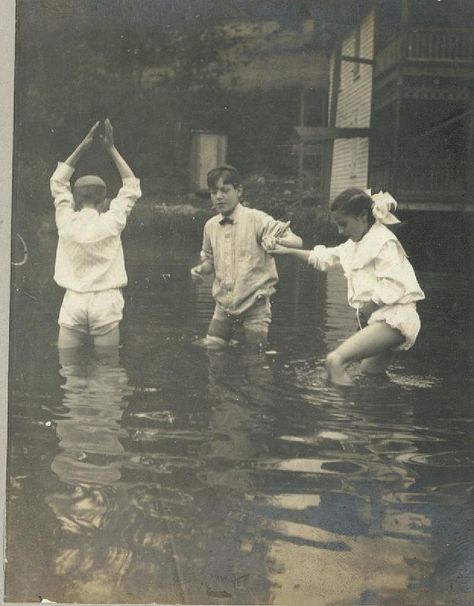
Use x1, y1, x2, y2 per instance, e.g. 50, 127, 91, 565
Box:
5, 0, 474, 604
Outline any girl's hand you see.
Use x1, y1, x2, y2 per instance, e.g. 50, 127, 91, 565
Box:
100, 118, 115, 150
261, 235, 277, 252
79, 121, 100, 151
269, 243, 290, 255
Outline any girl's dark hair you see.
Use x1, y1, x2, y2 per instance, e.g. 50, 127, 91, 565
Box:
330, 188, 375, 226
207, 165, 242, 189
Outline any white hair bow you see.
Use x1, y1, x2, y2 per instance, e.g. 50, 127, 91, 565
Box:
365, 189, 400, 225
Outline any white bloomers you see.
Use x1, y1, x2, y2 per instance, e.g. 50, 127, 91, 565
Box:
58, 288, 124, 336
368, 302, 421, 351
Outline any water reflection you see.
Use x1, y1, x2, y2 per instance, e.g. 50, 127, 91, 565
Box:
52, 347, 130, 485
118, 345, 278, 603
44, 347, 135, 602
5, 236, 474, 605
197, 350, 276, 602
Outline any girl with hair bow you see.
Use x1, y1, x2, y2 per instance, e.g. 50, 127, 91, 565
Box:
270, 187, 425, 385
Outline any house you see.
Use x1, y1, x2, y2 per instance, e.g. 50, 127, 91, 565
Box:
315, 0, 474, 211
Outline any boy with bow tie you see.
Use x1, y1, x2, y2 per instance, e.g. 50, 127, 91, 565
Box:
191, 165, 302, 349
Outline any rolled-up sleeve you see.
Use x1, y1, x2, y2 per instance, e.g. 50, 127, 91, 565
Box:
372, 240, 407, 305
100, 177, 141, 236
200, 223, 214, 264
257, 212, 290, 243
308, 244, 343, 271
50, 162, 75, 229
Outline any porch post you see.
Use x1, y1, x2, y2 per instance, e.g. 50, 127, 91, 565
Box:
390, 97, 402, 193
390, 0, 409, 194
297, 88, 306, 204
323, 43, 342, 206
467, 95, 474, 203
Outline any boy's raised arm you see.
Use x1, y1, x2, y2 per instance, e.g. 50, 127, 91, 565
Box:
51, 122, 100, 227
64, 121, 100, 168
98, 119, 141, 234
100, 118, 136, 180
51, 121, 100, 195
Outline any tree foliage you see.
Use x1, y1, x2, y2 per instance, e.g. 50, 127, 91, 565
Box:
13, 0, 329, 226
14, 1, 270, 215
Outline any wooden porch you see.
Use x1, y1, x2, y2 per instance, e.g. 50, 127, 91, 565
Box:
375, 28, 474, 77
369, 158, 472, 211
370, 26, 474, 211
373, 28, 474, 110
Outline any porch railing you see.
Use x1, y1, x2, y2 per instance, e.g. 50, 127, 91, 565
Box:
375, 28, 474, 75
407, 28, 474, 62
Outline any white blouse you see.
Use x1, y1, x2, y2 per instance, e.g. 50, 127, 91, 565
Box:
308, 223, 425, 309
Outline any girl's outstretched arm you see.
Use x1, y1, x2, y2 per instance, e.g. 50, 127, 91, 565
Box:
271, 244, 312, 262
277, 230, 303, 249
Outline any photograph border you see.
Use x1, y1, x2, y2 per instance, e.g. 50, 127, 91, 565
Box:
2, 1, 473, 604
0, 1, 15, 602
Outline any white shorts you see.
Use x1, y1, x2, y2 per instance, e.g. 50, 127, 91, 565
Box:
368, 302, 421, 351
58, 289, 124, 336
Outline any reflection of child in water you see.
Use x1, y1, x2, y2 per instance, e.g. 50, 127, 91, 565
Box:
272, 188, 425, 385
53, 347, 130, 486
43, 348, 134, 600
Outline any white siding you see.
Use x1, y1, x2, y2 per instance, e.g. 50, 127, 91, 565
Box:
329, 9, 374, 202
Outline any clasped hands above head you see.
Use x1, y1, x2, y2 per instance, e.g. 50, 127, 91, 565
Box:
78, 118, 115, 152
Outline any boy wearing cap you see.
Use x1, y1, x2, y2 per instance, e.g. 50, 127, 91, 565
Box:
50, 119, 141, 349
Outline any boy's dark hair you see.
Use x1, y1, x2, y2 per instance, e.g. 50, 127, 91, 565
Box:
331, 188, 375, 226
207, 165, 242, 189
73, 185, 107, 209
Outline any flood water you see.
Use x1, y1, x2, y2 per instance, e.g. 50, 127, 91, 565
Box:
6, 232, 474, 605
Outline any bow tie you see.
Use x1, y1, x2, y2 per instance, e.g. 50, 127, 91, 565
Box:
219, 216, 234, 226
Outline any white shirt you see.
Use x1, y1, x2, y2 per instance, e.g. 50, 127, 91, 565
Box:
308, 223, 425, 309
51, 162, 141, 292
201, 203, 290, 315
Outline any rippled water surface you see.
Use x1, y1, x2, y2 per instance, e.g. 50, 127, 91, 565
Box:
6, 234, 474, 605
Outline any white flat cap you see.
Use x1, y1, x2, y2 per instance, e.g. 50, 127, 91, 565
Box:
74, 175, 106, 188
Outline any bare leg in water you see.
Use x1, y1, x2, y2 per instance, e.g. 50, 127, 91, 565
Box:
94, 326, 120, 348
58, 326, 86, 349
58, 325, 120, 351
326, 322, 404, 386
